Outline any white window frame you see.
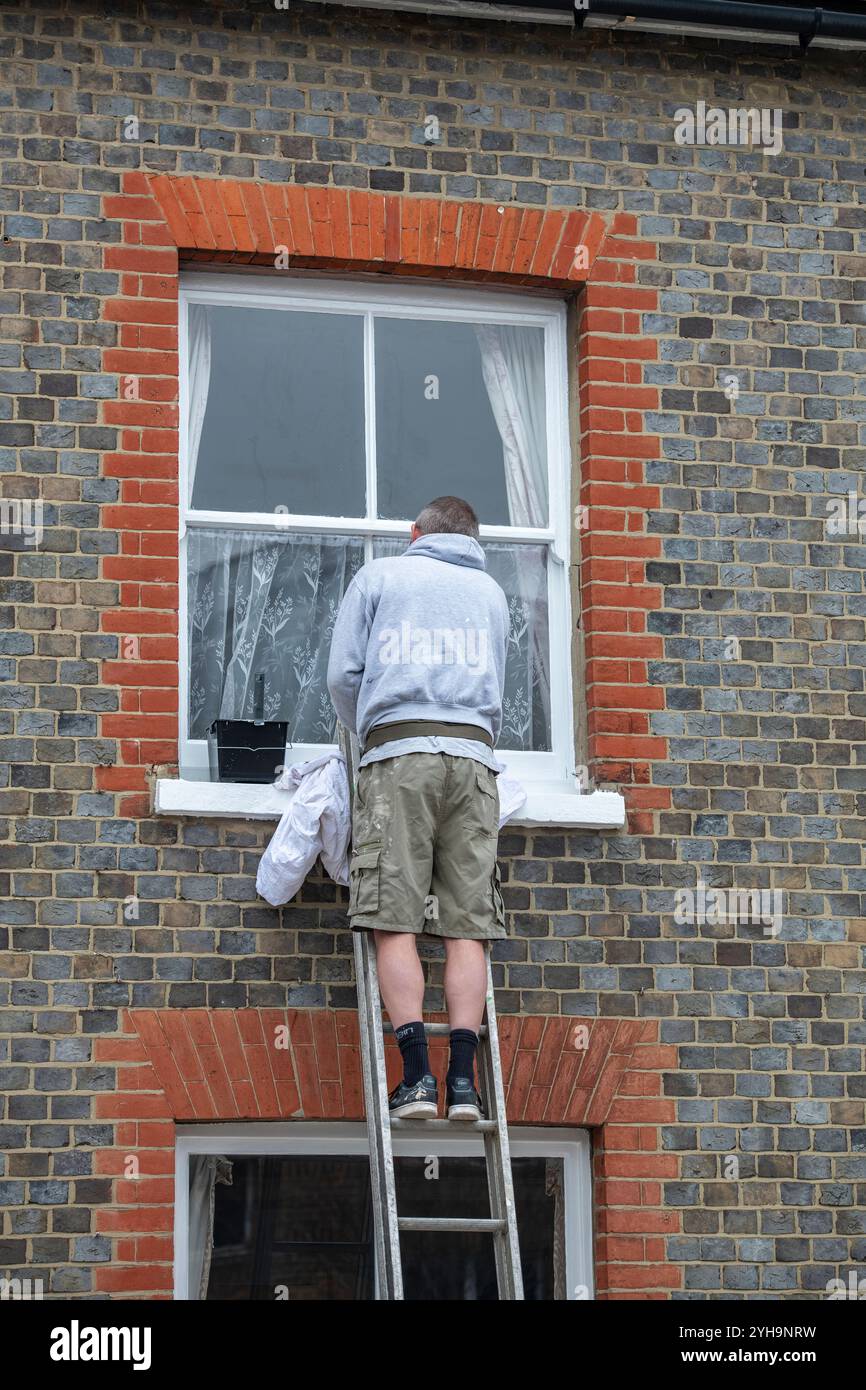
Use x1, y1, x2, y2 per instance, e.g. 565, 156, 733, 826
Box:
173, 1121, 594, 1301
177, 272, 575, 790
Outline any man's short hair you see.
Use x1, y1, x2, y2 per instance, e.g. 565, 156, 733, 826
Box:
415, 496, 480, 540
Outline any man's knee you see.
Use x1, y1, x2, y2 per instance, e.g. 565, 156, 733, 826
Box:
443, 937, 485, 961
374, 929, 418, 952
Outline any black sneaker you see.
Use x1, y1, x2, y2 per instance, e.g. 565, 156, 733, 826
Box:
388, 1074, 438, 1120
446, 1076, 484, 1122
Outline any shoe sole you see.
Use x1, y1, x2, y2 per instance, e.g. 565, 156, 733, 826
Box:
390, 1101, 438, 1120
447, 1104, 482, 1122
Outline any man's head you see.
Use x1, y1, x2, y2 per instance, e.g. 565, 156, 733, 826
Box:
411, 496, 480, 545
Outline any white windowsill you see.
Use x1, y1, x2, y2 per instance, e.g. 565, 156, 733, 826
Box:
154, 777, 626, 830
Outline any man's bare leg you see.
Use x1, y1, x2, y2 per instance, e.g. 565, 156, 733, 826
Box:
443, 937, 487, 1033
373, 930, 435, 1114
373, 929, 424, 1027
442, 938, 487, 1119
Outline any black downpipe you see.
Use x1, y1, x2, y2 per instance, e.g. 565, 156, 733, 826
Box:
578, 0, 866, 47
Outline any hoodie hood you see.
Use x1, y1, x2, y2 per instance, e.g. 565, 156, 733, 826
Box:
403, 532, 486, 570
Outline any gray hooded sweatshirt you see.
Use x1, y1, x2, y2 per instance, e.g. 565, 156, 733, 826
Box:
326, 533, 509, 755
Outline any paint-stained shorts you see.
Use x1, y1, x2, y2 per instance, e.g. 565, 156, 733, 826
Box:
348, 753, 506, 940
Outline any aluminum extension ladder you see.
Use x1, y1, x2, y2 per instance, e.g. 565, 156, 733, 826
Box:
338, 724, 523, 1301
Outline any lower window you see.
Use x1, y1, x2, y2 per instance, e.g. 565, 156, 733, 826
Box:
176, 1124, 593, 1301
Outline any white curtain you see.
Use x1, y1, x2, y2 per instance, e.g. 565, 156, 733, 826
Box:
188, 529, 364, 741
475, 324, 548, 527
475, 325, 552, 747
187, 304, 212, 506
188, 1155, 232, 1301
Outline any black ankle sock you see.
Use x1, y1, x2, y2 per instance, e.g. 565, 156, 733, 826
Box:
447, 1028, 478, 1085
395, 1021, 429, 1085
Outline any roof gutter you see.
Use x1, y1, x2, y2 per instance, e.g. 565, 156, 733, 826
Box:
579, 0, 866, 50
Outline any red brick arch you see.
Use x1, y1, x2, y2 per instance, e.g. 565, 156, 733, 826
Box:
96, 173, 669, 833
92, 1008, 680, 1298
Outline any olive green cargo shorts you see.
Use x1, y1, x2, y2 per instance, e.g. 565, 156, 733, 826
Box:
348, 753, 506, 940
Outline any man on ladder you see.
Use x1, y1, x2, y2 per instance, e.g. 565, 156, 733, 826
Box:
327, 495, 510, 1125
328, 495, 522, 1299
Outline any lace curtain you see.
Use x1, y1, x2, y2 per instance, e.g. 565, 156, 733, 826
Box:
188, 529, 364, 741
487, 543, 550, 750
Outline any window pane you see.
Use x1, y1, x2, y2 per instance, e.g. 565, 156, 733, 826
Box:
189, 304, 365, 515
187, 528, 364, 743
371, 537, 407, 560
201, 1153, 566, 1300
486, 542, 551, 752
374, 318, 548, 527
395, 1155, 562, 1301
206, 1155, 374, 1301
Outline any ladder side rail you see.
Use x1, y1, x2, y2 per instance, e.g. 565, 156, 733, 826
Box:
479, 944, 524, 1299
363, 928, 404, 1299
478, 1039, 511, 1298
354, 929, 403, 1299
339, 722, 404, 1300
351, 929, 387, 1294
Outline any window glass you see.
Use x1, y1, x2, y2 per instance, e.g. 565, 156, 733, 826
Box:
190, 305, 366, 516
485, 542, 551, 752
201, 1153, 566, 1301
395, 1154, 564, 1301
374, 318, 548, 526
187, 529, 364, 741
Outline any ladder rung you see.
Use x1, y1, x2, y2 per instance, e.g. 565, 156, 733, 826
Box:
398, 1216, 506, 1234
383, 1023, 488, 1038
389, 1117, 497, 1133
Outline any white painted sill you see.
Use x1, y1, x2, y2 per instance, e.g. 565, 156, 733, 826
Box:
154, 777, 626, 830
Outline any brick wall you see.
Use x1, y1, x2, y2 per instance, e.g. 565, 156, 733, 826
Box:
1, 0, 865, 1301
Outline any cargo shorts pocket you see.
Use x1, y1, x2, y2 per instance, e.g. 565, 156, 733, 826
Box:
349, 847, 381, 916
470, 765, 499, 838
492, 861, 506, 927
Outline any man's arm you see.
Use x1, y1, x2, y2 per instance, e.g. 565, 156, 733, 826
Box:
326, 575, 371, 734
